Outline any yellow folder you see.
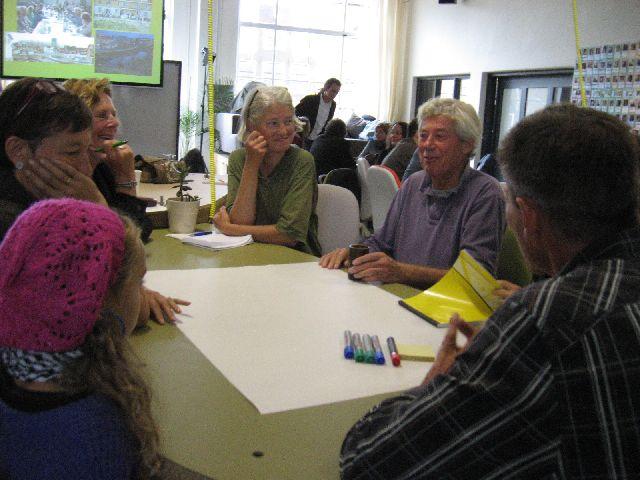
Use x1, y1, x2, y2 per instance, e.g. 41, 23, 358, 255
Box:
399, 250, 502, 327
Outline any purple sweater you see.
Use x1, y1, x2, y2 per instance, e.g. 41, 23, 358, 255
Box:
364, 167, 505, 274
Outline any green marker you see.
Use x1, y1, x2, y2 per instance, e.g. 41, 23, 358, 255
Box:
363, 334, 375, 364
94, 140, 128, 152
353, 333, 365, 363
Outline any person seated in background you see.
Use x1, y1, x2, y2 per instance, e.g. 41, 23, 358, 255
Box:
359, 122, 391, 162
213, 86, 321, 256
0, 199, 161, 479
0, 78, 187, 325
340, 104, 640, 480
310, 118, 355, 177
373, 121, 408, 165
319, 98, 504, 288
401, 146, 422, 182
295, 78, 341, 150
382, 118, 419, 179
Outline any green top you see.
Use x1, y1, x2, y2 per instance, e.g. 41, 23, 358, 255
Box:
227, 146, 321, 256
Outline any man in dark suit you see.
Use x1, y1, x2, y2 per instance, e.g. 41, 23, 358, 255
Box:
295, 78, 341, 150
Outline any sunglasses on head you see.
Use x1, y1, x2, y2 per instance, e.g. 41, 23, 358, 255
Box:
14, 80, 65, 120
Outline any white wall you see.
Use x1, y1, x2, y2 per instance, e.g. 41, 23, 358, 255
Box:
401, 0, 640, 119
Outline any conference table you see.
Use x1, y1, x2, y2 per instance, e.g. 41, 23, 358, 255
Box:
132, 230, 422, 480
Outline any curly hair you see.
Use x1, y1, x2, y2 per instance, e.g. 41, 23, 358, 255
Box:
58, 217, 161, 479
63, 78, 112, 110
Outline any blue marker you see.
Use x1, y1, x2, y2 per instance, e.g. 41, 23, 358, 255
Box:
191, 231, 212, 236
343, 330, 354, 359
371, 335, 386, 365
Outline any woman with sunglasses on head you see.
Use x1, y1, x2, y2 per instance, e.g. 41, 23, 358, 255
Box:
0, 78, 188, 326
0, 199, 160, 479
213, 86, 321, 256
0, 78, 105, 236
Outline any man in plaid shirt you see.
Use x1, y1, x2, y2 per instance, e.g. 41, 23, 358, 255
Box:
340, 104, 640, 479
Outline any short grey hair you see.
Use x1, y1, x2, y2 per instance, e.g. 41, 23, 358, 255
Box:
417, 98, 481, 156
238, 86, 303, 141
498, 104, 640, 242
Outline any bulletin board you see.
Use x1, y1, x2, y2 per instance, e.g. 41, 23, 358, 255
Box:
571, 40, 640, 135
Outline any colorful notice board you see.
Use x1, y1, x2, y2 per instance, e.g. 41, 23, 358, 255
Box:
572, 41, 640, 135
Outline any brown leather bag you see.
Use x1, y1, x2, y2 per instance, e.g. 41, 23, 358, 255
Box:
135, 155, 181, 184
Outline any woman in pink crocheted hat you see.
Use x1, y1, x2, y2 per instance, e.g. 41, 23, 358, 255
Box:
0, 77, 189, 326
0, 198, 160, 478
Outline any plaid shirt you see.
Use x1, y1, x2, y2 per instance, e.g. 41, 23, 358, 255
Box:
341, 227, 640, 479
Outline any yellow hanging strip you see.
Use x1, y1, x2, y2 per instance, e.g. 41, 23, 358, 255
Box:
572, 0, 587, 107
208, 0, 216, 218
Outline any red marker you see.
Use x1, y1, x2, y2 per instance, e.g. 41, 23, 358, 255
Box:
387, 336, 401, 367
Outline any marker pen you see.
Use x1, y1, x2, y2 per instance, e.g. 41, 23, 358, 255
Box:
343, 330, 354, 359
371, 335, 386, 365
363, 334, 375, 364
94, 140, 128, 152
191, 231, 212, 237
353, 333, 365, 363
387, 336, 401, 367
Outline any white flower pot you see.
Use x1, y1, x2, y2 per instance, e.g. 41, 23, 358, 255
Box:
166, 198, 200, 234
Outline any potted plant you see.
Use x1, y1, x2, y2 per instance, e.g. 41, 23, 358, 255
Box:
166, 160, 201, 234
179, 109, 201, 159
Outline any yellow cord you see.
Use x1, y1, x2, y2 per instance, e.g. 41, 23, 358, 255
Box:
208, 0, 216, 218
572, 0, 587, 107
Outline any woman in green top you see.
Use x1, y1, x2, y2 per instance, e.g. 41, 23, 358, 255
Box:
213, 86, 321, 256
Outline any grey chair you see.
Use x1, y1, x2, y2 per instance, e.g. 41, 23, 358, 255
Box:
316, 184, 361, 255
355, 157, 372, 223
366, 166, 399, 232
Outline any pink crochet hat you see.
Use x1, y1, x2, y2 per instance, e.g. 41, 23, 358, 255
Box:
0, 199, 126, 352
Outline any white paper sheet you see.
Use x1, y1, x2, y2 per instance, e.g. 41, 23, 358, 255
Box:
144, 263, 447, 414
167, 232, 253, 250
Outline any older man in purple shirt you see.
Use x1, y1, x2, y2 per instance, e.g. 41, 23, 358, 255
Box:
319, 98, 505, 289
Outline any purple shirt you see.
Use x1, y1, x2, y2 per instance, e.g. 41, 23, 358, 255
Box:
364, 167, 505, 274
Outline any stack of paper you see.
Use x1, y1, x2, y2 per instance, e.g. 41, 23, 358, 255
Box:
182, 233, 252, 250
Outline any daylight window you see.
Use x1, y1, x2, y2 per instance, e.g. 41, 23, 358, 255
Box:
236, 0, 381, 119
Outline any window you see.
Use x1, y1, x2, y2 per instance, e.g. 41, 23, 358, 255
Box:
414, 75, 471, 116
236, 0, 380, 119
481, 71, 572, 157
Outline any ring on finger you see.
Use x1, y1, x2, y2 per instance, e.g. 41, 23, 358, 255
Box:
65, 176, 72, 185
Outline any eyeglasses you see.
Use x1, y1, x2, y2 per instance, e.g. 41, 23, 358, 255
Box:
14, 80, 64, 120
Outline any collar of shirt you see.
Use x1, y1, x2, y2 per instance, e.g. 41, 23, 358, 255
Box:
558, 225, 640, 275
420, 166, 470, 199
